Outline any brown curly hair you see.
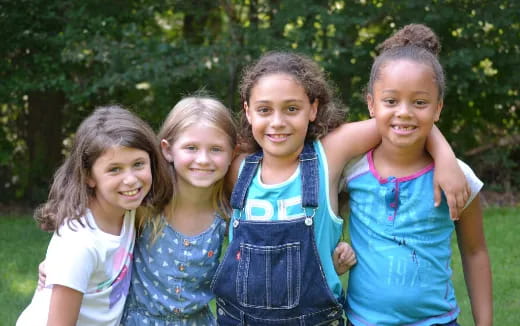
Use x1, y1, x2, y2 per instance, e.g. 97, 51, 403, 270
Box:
238, 51, 347, 152
367, 24, 445, 100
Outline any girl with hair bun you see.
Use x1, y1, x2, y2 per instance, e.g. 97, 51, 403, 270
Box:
341, 24, 492, 325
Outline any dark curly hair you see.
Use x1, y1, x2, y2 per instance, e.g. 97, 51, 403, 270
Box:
367, 24, 445, 100
238, 51, 347, 152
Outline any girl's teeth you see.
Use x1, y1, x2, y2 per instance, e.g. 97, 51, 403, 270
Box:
122, 189, 138, 196
394, 126, 414, 130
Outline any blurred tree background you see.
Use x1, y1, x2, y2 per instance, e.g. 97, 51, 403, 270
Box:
1, 0, 518, 206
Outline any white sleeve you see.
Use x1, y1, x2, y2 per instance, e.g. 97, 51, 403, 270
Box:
458, 159, 484, 210
44, 227, 97, 293
339, 154, 368, 192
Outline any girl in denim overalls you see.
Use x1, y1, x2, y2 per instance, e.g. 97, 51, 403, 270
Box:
211, 52, 469, 326
121, 96, 237, 325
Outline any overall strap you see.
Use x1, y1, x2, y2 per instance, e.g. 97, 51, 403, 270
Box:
230, 150, 263, 210
299, 141, 319, 208
229, 141, 319, 210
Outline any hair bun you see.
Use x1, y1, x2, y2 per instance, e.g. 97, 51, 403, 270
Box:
377, 24, 441, 56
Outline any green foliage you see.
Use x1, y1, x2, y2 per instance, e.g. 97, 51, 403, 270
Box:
1, 0, 519, 203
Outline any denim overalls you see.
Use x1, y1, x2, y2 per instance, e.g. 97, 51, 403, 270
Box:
211, 142, 344, 325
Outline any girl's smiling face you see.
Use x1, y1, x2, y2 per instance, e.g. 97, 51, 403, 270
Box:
88, 146, 152, 219
368, 59, 443, 152
161, 124, 233, 191
245, 73, 318, 163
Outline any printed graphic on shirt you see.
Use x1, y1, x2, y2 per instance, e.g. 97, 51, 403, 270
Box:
109, 263, 132, 308
245, 195, 305, 221
94, 247, 133, 308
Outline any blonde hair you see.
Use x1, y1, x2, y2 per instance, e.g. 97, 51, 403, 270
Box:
138, 96, 237, 242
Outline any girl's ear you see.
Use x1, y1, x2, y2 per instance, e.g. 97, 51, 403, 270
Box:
244, 101, 252, 124
309, 98, 319, 122
367, 94, 375, 118
86, 176, 96, 188
434, 100, 443, 122
160, 139, 174, 162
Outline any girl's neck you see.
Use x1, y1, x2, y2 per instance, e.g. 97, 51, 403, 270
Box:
165, 178, 215, 236
88, 200, 125, 236
373, 141, 433, 179
176, 177, 214, 207
260, 150, 301, 185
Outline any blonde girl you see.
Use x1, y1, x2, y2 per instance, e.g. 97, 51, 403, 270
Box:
121, 96, 237, 325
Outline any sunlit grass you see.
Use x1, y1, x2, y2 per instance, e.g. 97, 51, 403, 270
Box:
451, 207, 520, 325
0, 215, 51, 325
2, 207, 519, 325
4, 263, 38, 296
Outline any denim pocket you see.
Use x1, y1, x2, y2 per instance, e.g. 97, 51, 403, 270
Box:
237, 242, 301, 309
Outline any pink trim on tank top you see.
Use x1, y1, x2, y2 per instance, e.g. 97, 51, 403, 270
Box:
367, 150, 434, 184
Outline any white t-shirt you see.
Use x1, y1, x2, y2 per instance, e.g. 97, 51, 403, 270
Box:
17, 209, 135, 326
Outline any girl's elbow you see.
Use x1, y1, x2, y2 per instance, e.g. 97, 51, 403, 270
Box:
461, 246, 490, 264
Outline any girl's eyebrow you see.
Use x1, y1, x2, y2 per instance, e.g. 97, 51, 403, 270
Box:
381, 89, 431, 95
253, 99, 305, 104
106, 156, 148, 166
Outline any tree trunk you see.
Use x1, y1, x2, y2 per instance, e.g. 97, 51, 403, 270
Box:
26, 91, 65, 203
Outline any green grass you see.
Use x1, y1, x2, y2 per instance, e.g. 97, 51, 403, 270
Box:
2, 207, 518, 325
0, 215, 51, 325
451, 207, 520, 325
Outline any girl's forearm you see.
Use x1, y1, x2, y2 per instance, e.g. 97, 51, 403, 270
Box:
425, 124, 456, 161
461, 248, 493, 326
426, 125, 469, 219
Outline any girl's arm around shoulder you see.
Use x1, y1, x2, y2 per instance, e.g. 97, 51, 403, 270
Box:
427, 125, 470, 220
455, 195, 493, 326
47, 285, 83, 326
321, 118, 380, 184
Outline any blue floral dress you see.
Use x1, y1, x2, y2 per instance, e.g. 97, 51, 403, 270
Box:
121, 214, 226, 325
